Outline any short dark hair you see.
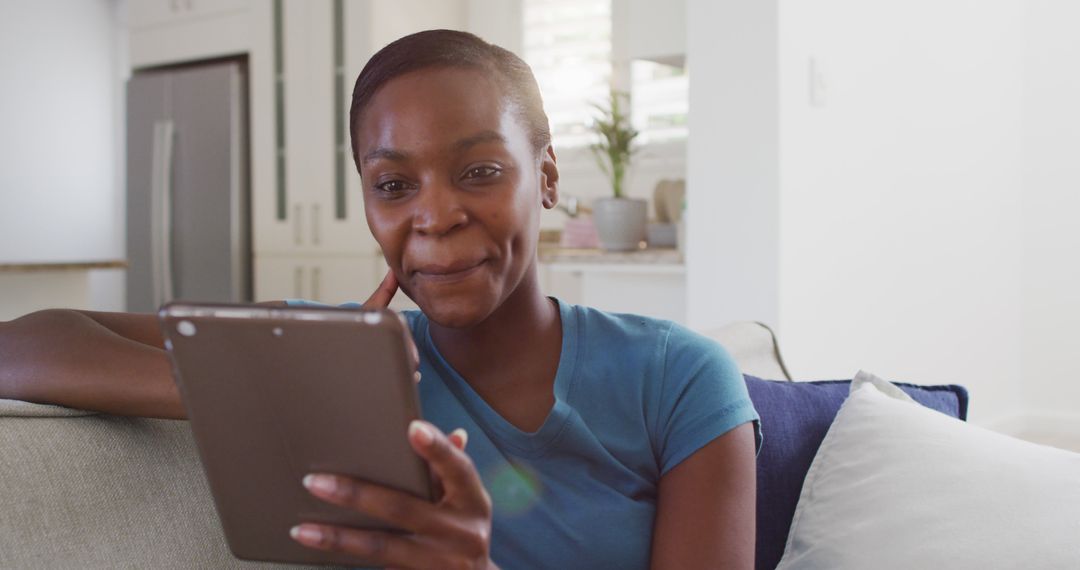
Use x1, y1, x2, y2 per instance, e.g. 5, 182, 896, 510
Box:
349, 29, 552, 170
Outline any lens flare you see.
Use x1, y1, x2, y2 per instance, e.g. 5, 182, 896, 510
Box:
487, 462, 542, 516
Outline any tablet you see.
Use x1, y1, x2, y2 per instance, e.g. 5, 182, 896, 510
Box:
159, 301, 432, 567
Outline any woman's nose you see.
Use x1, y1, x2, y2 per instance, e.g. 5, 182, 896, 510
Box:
410, 182, 468, 236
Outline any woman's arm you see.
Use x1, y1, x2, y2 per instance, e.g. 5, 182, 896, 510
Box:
650, 422, 757, 569
0, 275, 398, 418
0, 309, 184, 418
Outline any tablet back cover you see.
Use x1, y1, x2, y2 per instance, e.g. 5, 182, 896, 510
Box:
161, 304, 429, 567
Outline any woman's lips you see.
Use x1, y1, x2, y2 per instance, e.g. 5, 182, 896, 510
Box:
411, 258, 487, 284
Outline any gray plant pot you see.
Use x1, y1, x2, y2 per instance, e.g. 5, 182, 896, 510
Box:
593, 197, 647, 251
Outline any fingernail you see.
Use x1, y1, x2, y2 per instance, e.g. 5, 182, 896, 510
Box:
290, 525, 322, 543
409, 420, 434, 446
302, 474, 336, 494
450, 428, 468, 448
414, 370, 422, 383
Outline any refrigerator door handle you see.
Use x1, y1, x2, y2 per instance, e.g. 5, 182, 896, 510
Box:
159, 120, 176, 305
311, 203, 321, 245
149, 120, 176, 309
150, 122, 162, 308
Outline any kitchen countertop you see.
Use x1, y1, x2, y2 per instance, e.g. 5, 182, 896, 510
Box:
0, 260, 128, 273
538, 245, 684, 273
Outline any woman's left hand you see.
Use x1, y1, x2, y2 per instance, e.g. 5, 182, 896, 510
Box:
291, 421, 498, 570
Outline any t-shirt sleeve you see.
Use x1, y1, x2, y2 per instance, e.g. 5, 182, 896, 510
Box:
652, 323, 762, 476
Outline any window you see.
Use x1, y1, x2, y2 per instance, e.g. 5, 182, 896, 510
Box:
523, 0, 612, 149
523, 0, 688, 148
631, 60, 688, 144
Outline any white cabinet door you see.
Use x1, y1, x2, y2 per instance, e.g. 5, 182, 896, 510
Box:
253, 0, 377, 257
253, 0, 326, 256
307, 0, 380, 256
310, 255, 377, 305
249, 0, 285, 254
540, 264, 687, 324
253, 255, 308, 302
538, 263, 585, 305
129, 0, 251, 30
255, 253, 382, 305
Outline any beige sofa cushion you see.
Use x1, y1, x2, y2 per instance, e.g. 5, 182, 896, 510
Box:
0, 399, 325, 569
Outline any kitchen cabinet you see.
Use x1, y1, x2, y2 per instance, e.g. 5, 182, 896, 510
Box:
129, 0, 251, 29
129, 0, 467, 306
128, 0, 252, 69
254, 0, 464, 259
255, 253, 421, 312
254, 254, 378, 304
538, 246, 687, 323
540, 262, 686, 324
252, 0, 374, 257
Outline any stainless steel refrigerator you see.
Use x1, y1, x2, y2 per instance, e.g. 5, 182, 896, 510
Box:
126, 59, 251, 313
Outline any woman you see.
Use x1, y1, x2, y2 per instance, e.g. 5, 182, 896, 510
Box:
0, 30, 759, 569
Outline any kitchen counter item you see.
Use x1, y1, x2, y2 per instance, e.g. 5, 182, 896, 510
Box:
653, 179, 685, 223
593, 197, 647, 251
646, 223, 677, 248
559, 217, 601, 249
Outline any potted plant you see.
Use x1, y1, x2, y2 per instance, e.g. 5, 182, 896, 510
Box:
589, 90, 646, 251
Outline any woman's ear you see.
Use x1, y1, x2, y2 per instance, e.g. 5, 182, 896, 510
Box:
540, 145, 560, 210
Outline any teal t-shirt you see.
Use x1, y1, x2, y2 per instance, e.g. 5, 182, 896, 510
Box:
286, 297, 760, 569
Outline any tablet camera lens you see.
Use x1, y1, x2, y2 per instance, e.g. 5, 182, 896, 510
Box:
177, 320, 197, 337
363, 312, 382, 325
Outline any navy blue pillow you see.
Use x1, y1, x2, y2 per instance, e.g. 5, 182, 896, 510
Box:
745, 375, 969, 570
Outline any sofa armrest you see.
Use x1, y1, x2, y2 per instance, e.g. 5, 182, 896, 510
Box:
700, 321, 793, 381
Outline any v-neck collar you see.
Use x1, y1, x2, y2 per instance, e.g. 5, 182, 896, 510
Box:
416, 297, 581, 458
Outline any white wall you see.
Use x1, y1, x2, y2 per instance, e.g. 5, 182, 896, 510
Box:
467, 0, 523, 56
0, 0, 127, 314
685, 0, 780, 332
1020, 0, 1080, 441
776, 0, 1028, 425
686, 0, 1080, 431
371, 0, 466, 52
0, 0, 123, 265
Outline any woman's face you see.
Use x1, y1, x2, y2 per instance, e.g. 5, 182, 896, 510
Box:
355, 67, 558, 327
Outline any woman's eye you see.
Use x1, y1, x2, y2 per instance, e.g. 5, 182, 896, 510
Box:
464, 166, 500, 179
374, 180, 409, 195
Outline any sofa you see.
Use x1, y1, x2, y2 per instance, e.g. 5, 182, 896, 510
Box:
0, 322, 1060, 569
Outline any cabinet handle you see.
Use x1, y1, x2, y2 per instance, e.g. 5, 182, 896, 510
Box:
293, 203, 303, 246
312, 266, 322, 301
312, 203, 321, 246
293, 266, 303, 298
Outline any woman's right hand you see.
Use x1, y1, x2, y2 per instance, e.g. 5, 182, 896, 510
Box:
293, 420, 491, 569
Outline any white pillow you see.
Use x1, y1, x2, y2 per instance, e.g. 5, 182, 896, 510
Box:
776, 371, 1080, 570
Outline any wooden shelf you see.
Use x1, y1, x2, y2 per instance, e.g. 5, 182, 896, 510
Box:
0, 260, 128, 274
